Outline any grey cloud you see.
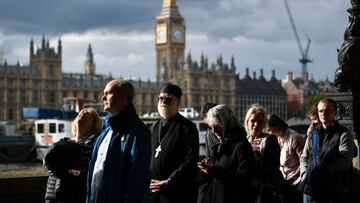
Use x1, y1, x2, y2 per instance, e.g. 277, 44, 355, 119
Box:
0, 0, 159, 34
0, 0, 354, 81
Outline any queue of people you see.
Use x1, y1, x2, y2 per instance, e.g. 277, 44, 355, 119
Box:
43, 80, 357, 203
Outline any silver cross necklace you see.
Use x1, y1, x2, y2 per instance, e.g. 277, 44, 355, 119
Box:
155, 126, 170, 158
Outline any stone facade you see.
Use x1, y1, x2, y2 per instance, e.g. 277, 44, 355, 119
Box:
237, 68, 287, 123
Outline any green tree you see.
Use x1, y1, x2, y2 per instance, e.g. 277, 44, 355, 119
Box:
299, 94, 325, 119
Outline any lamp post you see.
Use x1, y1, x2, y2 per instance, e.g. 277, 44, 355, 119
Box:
335, 0, 360, 167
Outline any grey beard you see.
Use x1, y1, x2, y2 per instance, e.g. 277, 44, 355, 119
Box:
158, 106, 173, 119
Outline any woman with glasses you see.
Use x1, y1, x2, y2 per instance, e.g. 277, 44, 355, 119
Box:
198, 104, 254, 203
244, 105, 285, 203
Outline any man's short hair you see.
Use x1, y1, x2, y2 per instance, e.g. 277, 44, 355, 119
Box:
113, 80, 135, 103
318, 98, 337, 113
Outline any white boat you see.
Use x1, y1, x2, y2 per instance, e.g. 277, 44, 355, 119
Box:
34, 119, 72, 160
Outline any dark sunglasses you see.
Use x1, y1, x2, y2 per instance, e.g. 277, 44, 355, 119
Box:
158, 96, 173, 103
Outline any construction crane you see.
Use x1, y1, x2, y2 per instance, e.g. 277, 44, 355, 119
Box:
283, 0, 312, 77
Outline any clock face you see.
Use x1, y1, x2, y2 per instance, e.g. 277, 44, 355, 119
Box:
156, 26, 167, 44
173, 29, 181, 40
172, 27, 183, 42
158, 29, 166, 40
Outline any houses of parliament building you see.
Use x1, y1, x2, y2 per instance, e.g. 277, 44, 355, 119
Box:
0, 0, 287, 127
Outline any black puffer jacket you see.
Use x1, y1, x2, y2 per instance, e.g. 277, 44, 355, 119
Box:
44, 135, 97, 203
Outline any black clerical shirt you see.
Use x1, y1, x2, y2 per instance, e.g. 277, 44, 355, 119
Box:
150, 113, 199, 203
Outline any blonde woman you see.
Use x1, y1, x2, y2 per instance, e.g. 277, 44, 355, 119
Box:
44, 107, 102, 203
244, 105, 284, 203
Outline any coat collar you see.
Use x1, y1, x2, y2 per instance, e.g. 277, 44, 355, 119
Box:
103, 103, 138, 135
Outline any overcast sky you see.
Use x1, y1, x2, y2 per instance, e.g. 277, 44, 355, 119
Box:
0, 0, 351, 81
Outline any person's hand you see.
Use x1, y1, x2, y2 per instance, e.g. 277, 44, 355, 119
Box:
69, 169, 81, 176
307, 121, 318, 135
197, 159, 213, 175
150, 179, 169, 193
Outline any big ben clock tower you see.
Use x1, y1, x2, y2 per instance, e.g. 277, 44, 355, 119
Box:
155, 0, 186, 83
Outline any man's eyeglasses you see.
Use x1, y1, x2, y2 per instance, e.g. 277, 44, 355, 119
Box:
158, 96, 173, 103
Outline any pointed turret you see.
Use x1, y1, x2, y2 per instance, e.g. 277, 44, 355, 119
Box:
84, 44, 96, 75
270, 70, 277, 82
41, 34, 45, 49
230, 55, 236, 70
200, 52, 205, 68
57, 37, 62, 57
186, 52, 192, 65
159, 0, 182, 19
205, 56, 208, 69
259, 69, 266, 81
217, 54, 223, 67
0, 50, 3, 64
163, 0, 177, 7
243, 67, 251, 80
30, 38, 34, 57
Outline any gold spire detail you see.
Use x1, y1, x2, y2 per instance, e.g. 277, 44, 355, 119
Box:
163, 0, 177, 8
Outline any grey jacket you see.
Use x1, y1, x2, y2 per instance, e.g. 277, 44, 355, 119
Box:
300, 121, 354, 180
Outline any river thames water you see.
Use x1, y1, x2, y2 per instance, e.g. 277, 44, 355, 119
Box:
0, 162, 43, 172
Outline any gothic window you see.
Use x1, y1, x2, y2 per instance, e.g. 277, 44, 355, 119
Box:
20, 90, 27, 104
205, 77, 215, 87
32, 91, 38, 104
7, 79, 13, 88
7, 90, 14, 104
7, 108, 14, 121
193, 77, 200, 87
49, 65, 55, 77
84, 91, 89, 99
62, 91, 67, 99
22, 80, 27, 88
224, 95, 229, 106
193, 94, 199, 106
48, 91, 55, 104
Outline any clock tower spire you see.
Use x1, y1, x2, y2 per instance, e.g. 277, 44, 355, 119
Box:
155, 0, 186, 83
